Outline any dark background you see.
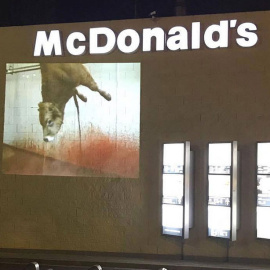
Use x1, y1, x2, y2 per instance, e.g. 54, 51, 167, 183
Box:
1, 0, 270, 26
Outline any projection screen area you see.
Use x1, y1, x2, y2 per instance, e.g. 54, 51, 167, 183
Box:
2, 63, 141, 178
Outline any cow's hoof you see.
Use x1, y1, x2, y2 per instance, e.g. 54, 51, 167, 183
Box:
77, 92, 87, 102
105, 93, 111, 101
102, 92, 111, 101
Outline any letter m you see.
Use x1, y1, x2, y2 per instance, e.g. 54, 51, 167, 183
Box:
34, 30, 62, 56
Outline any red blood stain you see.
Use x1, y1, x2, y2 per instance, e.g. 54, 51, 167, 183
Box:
67, 132, 139, 178
3, 129, 139, 178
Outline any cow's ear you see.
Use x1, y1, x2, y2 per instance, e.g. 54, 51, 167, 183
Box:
52, 107, 62, 119
48, 104, 53, 112
38, 102, 43, 111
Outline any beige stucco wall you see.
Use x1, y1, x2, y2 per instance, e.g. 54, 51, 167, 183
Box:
0, 10, 270, 260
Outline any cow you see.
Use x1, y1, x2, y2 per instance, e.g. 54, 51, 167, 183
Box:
38, 63, 111, 142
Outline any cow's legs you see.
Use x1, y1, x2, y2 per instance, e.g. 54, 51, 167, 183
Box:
79, 66, 111, 101
75, 89, 87, 102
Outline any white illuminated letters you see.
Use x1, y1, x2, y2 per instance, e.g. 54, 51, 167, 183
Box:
143, 27, 165, 52
33, 19, 259, 56
117, 29, 140, 53
167, 26, 188, 51
191, 22, 201, 49
34, 30, 62, 56
89, 27, 116, 54
204, 20, 229, 49
66, 32, 86, 55
236, 22, 258, 47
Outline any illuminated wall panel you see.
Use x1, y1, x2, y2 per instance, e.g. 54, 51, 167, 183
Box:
208, 142, 239, 240
162, 142, 193, 238
257, 142, 270, 239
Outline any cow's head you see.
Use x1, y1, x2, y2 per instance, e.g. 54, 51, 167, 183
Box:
38, 102, 63, 142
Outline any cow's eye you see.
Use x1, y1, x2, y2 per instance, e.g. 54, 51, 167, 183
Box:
47, 120, 53, 127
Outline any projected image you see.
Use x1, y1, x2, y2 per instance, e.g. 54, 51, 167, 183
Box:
208, 143, 231, 174
208, 206, 231, 239
163, 174, 183, 204
208, 175, 231, 206
2, 63, 140, 178
162, 204, 183, 236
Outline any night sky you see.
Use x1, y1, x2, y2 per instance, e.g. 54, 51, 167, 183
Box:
1, 0, 270, 26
